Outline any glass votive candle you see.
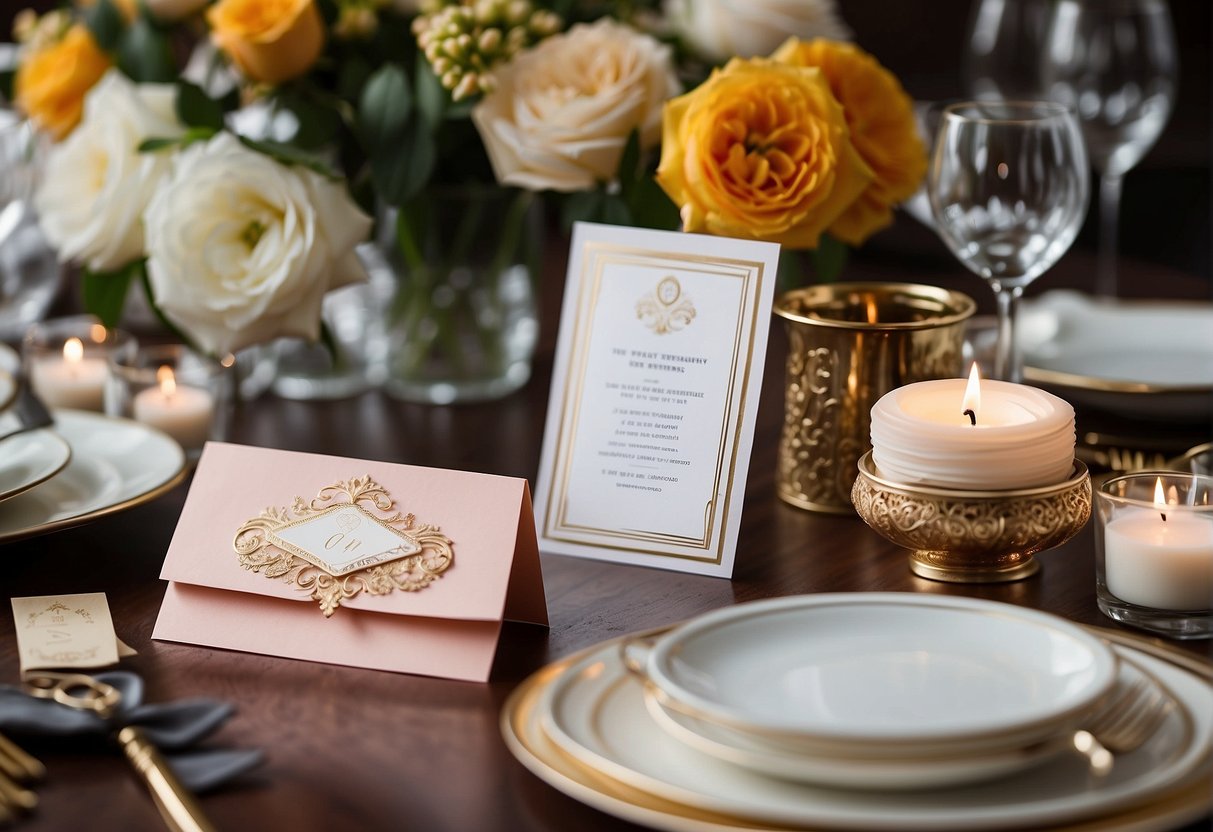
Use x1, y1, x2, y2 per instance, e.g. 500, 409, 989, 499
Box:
23, 315, 136, 411
1095, 472, 1213, 639
1172, 442, 1213, 477
107, 344, 231, 461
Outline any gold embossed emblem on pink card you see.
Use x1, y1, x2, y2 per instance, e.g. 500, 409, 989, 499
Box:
154, 443, 547, 681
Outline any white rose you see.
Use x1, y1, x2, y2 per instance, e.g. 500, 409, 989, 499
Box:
145, 0, 210, 22
665, 0, 851, 63
34, 70, 183, 272
472, 19, 680, 193
144, 133, 372, 355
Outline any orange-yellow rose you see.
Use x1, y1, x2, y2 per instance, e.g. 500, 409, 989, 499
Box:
207, 0, 324, 85
773, 38, 926, 246
656, 58, 872, 249
14, 26, 111, 141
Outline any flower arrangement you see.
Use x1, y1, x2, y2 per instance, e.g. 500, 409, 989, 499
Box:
2, 0, 924, 363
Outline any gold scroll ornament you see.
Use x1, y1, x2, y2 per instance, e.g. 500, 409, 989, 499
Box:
637, 276, 696, 335
233, 476, 453, 617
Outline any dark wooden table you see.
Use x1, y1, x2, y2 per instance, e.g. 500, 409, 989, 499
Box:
1, 232, 1210, 832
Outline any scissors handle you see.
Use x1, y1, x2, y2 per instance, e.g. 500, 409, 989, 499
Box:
117, 725, 217, 832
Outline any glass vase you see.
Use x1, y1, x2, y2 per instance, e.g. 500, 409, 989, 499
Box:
380, 187, 541, 405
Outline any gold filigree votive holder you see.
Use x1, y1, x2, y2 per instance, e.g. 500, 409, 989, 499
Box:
774, 283, 975, 514
852, 452, 1092, 583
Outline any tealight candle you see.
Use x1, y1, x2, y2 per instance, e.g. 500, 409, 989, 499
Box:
30, 336, 109, 411
132, 366, 215, 451
1103, 478, 1213, 611
1096, 472, 1213, 638
870, 364, 1075, 490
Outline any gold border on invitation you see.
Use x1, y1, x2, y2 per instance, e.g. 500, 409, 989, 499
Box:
234, 476, 454, 617
543, 243, 766, 564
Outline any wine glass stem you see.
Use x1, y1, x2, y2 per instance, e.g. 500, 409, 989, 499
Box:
993, 283, 1025, 382
1097, 173, 1123, 298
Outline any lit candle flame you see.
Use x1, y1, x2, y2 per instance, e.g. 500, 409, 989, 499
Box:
157, 365, 176, 398
1155, 476, 1167, 522
865, 296, 879, 325
63, 337, 84, 364
961, 363, 981, 426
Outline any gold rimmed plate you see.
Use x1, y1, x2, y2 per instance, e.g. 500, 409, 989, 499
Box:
503, 627, 1213, 832
1019, 291, 1213, 420
0, 428, 71, 503
0, 409, 186, 544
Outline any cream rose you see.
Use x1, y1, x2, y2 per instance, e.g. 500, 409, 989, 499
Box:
472, 19, 680, 192
34, 70, 183, 272
144, 133, 372, 355
664, 0, 851, 63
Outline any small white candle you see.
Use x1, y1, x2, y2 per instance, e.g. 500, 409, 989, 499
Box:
132, 366, 215, 451
1105, 478, 1213, 611
870, 364, 1076, 490
30, 337, 109, 411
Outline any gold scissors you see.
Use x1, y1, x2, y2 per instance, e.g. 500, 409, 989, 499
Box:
24, 673, 216, 832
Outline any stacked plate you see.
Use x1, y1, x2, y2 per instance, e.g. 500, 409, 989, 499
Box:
0, 344, 186, 542
503, 594, 1213, 832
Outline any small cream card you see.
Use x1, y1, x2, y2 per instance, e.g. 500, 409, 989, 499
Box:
534, 223, 780, 577
153, 443, 547, 681
12, 592, 129, 673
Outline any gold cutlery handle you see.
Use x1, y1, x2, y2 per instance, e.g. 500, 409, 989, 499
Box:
116, 726, 216, 832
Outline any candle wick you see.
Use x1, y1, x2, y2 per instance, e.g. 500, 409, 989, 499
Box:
962, 409, 977, 426
1160, 511, 1167, 523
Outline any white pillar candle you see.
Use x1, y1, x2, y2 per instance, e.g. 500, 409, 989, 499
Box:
1104, 480, 1213, 611
132, 366, 215, 451
30, 337, 109, 411
870, 364, 1076, 490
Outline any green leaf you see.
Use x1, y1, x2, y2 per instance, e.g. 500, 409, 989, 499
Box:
175, 82, 226, 131
561, 190, 603, 233
600, 193, 632, 226
616, 129, 641, 200
138, 136, 181, 153
627, 176, 681, 231
371, 117, 434, 205
358, 64, 411, 152
317, 320, 340, 366
82, 263, 139, 328
82, 0, 125, 53
237, 136, 340, 179
810, 234, 849, 283
414, 54, 446, 130
139, 269, 201, 353
117, 15, 176, 83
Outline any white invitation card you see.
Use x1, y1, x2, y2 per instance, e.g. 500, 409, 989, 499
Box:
534, 223, 779, 577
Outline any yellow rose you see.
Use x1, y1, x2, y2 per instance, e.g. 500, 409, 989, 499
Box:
207, 0, 325, 85
773, 38, 926, 246
656, 58, 872, 249
14, 25, 111, 141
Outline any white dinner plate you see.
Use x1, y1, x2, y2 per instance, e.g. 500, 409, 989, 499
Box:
637, 594, 1117, 750
1020, 291, 1213, 419
537, 638, 1210, 831
0, 342, 17, 375
644, 689, 1073, 791
0, 428, 71, 502
0, 369, 13, 412
0, 409, 185, 543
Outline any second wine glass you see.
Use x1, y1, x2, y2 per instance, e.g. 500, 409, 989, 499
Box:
929, 101, 1089, 382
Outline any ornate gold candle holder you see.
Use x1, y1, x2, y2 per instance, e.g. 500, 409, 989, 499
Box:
852, 452, 1092, 583
774, 283, 975, 514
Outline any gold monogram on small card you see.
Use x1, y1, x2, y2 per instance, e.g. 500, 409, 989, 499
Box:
233, 476, 453, 617
637, 275, 696, 335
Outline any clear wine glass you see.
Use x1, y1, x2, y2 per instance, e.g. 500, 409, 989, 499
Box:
929, 101, 1090, 382
963, 0, 1055, 101
1041, 0, 1178, 297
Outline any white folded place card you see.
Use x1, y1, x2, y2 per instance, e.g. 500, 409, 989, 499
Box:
534, 223, 780, 577
153, 443, 547, 681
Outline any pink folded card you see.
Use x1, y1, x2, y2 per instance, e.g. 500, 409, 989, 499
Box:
153, 443, 547, 681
